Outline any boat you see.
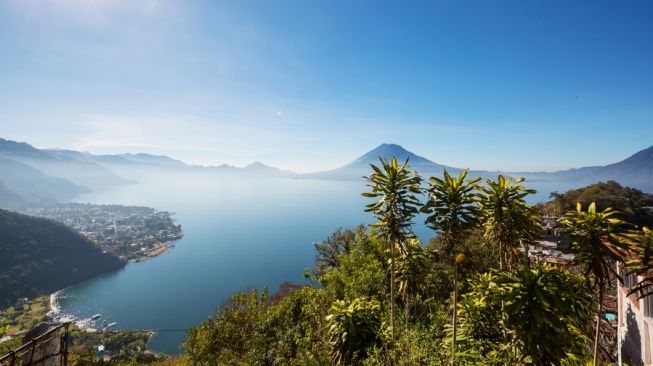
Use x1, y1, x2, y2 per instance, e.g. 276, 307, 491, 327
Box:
103, 322, 117, 330
91, 314, 102, 321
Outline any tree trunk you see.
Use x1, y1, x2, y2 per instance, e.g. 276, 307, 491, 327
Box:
452, 260, 458, 366
390, 237, 396, 344
405, 294, 411, 363
405, 295, 410, 333
594, 286, 604, 365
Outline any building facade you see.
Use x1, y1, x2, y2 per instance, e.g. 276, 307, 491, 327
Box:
618, 264, 653, 365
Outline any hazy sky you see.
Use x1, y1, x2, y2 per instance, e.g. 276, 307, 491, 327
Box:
1, 0, 652, 173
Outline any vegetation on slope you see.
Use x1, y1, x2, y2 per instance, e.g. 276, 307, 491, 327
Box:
0, 209, 125, 307
8, 159, 653, 365
178, 160, 653, 365
546, 180, 653, 227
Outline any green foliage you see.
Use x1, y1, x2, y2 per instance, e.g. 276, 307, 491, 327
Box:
622, 226, 653, 297
313, 226, 363, 277
180, 168, 648, 366
68, 330, 160, 364
0, 209, 124, 307
317, 227, 388, 303
559, 202, 629, 364
493, 264, 593, 365
559, 202, 626, 290
455, 272, 506, 360
455, 265, 593, 365
362, 157, 423, 340
326, 298, 381, 365
319, 242, 388, 303
479, 175, 540, 269
362, 157, 423, 247
183, 286, 333, 365
548, 180, 653, 227
394, 239, 430, 303
422, 169, 481, 256
394, 238, 431, 329
362, 322, 449, 366
183, 288, 268, 364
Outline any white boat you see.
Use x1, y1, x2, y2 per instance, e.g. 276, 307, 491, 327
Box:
103, 322, 117, 330
91, 314, 102, 321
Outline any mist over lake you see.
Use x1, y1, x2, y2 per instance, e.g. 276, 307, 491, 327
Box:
52, 170, 574, 353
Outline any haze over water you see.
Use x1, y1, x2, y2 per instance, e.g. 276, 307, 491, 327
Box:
54, 171, 573, 353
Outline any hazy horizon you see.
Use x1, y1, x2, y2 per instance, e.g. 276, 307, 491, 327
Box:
5, 137, 651, 175
2, 0, 652, 173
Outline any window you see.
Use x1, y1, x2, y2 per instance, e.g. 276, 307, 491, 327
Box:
644, 293, 653, 318
622, 268, 635, 290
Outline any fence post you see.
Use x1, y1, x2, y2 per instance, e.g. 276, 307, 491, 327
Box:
62, 323, 69, 366
28, 339, 36, 364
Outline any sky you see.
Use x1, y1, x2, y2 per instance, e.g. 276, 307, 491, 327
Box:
0, 0, 652, 173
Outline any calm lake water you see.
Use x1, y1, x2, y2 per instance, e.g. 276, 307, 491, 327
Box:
54, 172, 577, 354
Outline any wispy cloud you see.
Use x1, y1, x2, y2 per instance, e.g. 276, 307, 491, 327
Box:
71, 113, 293, 166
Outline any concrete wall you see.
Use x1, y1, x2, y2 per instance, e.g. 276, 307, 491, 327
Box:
619, 279, 653, 365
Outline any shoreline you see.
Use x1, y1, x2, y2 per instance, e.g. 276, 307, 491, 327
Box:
45, 237, 181, 335
129, 240, 177, 263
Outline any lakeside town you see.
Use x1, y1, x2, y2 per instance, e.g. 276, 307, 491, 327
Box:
20, 204, 183, 261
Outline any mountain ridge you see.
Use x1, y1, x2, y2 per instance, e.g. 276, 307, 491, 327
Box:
1, 138, 652, 201
0, 208, 125, 307
300, 143, 653, 193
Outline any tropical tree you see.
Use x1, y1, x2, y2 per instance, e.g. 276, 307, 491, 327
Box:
454, 272, 506, 361
326, 298, 381, 365
622, 226, 653, 296
454, 265, 592, 365
394, 239, 430, 331
422, 169, 481, 363
493, 264, 593, 365
558, 202, 626, 365
479, 175, 540, 270
422, 169, 481, 257
314, 225, 366, 277
362, 157, 422, 341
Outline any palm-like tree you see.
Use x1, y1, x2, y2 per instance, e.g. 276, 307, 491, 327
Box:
492, 264, 593, 365
558, 202, 626, 365
422, 169, 481, 256
362, 157, 422, 341
422, 169, 480, 364
326, 298, 382, 365
479, 175, 540, 270
394, 239, 430, 331
622, 227, 653, 296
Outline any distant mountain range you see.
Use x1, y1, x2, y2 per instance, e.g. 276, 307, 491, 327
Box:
301, 143, 653, 194
0, 138, 291, 207
1, 138, 651, 208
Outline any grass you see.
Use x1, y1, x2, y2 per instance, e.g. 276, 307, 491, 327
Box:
1, 296, 50, 337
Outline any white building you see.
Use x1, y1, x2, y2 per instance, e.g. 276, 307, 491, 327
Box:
618, 263, 653, 365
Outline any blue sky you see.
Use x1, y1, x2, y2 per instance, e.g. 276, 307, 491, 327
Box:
1, 0, 652, 172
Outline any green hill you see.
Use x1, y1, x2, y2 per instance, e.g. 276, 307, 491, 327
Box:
546, 180, 653, 227
0, 209, 125, 307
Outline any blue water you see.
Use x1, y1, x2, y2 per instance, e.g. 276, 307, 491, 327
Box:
54, 172, 576, 354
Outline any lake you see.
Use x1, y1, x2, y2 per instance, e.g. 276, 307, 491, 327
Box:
53, 171, 575, 354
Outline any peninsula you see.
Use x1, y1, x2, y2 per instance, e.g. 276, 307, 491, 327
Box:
20, 204, 183, 262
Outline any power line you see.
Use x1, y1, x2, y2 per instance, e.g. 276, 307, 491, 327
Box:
69, 328, 190, 334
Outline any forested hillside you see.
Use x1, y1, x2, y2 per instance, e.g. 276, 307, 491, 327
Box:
0, 209, 125, 307
546, 180, 653, 227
